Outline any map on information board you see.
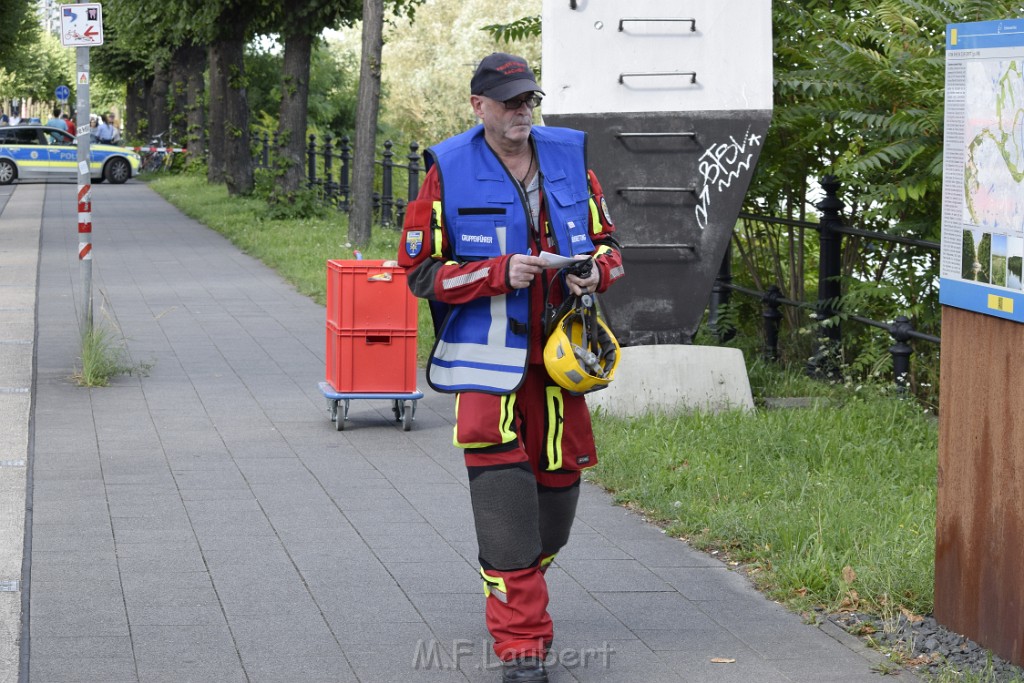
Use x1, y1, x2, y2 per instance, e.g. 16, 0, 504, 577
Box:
941, 19, 1024, 322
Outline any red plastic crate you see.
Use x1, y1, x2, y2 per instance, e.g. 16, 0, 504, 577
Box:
326, 260, 417, 332
325, 324, 417, 393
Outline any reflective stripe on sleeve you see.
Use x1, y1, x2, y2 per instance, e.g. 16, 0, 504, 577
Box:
589, 197, 602, 234
431, 201, 444, 259
442, 268, 490, 290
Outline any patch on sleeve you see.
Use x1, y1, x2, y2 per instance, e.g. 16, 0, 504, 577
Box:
600, 196, 613, 226
405, 230, 424, 258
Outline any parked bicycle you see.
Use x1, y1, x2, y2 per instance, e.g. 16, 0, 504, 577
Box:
139, 132, 183, 173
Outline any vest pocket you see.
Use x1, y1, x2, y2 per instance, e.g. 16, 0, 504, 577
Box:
454, 216, 506, 258
547, 189, 594, 256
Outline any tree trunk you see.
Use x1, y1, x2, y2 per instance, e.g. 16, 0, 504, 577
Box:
220, 27, 253, 196
207, 43, 226, 183
147, 63, 171, 142
125, 76, 149, 141
184, 45, 206, 162
168, 46, 193, 143
276, 31, 313, 197
349, 0, 384, 247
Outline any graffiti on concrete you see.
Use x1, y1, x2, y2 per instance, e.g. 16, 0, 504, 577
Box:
696, 129, 763, 231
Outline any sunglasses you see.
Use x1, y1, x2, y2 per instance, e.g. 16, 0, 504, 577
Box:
502, 94, 543, 110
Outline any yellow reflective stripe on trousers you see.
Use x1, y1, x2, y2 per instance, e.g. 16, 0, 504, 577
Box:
480, 567, 507, 597
431, 201, 444, 259
452, 393, 517, 449
589, 197, 602, 234
544, 386, 564, 470
539, 554, 556, 570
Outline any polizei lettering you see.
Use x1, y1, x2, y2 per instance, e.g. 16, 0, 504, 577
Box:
461, 234, 494, 244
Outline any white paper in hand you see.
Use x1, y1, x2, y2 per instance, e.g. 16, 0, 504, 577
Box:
538, 251, 580, 269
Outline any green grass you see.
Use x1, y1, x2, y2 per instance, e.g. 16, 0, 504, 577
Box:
75, 324, 150, 387
588, 378, 937, 616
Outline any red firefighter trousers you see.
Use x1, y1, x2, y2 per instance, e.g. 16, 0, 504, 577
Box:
456, 364, 595, 661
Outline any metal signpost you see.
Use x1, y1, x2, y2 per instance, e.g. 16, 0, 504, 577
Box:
59, 3, 103, 332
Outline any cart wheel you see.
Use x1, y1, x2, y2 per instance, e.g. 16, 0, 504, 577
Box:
335, 400, 346, 431
392, 399, 402, 422
402, 402, 413, 431
328, 399, 338, 422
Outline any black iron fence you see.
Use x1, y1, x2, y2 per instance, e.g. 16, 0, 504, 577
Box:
253, 132, 424, 227
709, 175, 941, 389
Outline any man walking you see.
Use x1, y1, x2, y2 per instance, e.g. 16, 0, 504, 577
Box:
398, 53, 624, 683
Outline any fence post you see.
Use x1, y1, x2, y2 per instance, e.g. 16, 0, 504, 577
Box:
408, 141, 421, 201
395, 198, 407, 228
381, 140, 394, 227
763, 285, 783, 361
307, 134, 317, 189
708, 246, 735, 342
339, 135, 351, 212
889, 315, 914, 392
323, 134, 335, 199
807, 175, 844, 379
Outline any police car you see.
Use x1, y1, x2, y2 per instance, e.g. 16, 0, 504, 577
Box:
0, 125, 141, 185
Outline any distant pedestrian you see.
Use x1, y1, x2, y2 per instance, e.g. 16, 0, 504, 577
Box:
46, 107, 67, 132
96, 113, 119, 144
62, 113, 76, 136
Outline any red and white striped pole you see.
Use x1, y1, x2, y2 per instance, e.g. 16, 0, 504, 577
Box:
76, 46, 93, 332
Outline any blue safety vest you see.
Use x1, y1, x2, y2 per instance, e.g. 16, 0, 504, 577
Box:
425, 125, 595, 394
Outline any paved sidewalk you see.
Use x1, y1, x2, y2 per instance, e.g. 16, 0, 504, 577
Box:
1, 180, 912, 682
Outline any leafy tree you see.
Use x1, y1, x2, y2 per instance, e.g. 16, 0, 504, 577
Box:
369, 0, 541, 144
247, 43, 360, 135
0, 0, 35, 70
0, 24, 74, 109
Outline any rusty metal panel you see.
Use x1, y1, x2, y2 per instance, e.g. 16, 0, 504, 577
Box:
936, 305, 1024, 666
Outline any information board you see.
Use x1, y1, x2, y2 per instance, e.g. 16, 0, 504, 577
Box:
940, 19, 1024, 321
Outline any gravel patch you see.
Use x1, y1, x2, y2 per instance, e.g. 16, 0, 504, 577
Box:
828, 611, 1024, 681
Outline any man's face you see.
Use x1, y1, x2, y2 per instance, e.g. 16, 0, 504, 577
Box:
471, 93, 537, 148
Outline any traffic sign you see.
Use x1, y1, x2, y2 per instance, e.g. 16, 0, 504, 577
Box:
55, 85, 70, 101
60, 3, 103, 47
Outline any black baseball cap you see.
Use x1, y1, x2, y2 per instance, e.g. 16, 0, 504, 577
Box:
471, 53, 544, 101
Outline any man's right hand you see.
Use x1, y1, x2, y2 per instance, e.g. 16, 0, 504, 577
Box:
507, 254, 546, 289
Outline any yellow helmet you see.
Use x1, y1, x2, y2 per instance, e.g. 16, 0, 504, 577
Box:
543, 294, 620, 394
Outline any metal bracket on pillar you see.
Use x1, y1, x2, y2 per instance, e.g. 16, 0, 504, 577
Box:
619, 243, 696, 250
615, 132, 696, 140
617, 187, 697, 195
618, 18, 697, 32
619, 71, 697, 85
